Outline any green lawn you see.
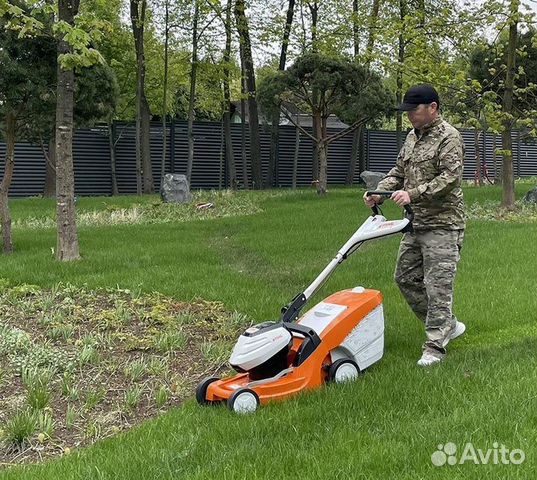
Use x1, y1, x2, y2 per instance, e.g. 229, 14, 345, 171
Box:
1, 183, 536, 479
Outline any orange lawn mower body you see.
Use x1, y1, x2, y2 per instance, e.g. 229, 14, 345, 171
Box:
196, 192, 413, 413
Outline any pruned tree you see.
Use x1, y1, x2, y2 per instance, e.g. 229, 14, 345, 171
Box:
258, 53, 393, 195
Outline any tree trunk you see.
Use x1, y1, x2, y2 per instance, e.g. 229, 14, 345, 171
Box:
239, 45, 249, 189
161, 0, 170, 187
347, 0, 380, 185
346, 124, 363, 185
316, 114, 327, 195
187, 0, 199, 183
396, 0, 406, 152
131, 0, 153, 194
223, 0, 237, 189
365, 0, 381, 64
292, 110, 300, 189
0, 111, 16, 254
309, 1, 320, 182
267, 0, 295, 188
501, 0, 518, 209
43, 134, 56, 197
235, 0, 262, 189
56, 0, 81, 262
108, 119, 119, 195
474, 129, 482, 187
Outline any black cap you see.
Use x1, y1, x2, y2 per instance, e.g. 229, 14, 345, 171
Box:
397, 84, 440, 111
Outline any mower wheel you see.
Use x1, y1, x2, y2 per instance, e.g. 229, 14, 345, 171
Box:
196, 376, 220, 405
328, 359, 360, 383
227, 388, 260, 414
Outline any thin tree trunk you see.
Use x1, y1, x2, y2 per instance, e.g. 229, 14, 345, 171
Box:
347, 0, 380, 185
475, 129, 482, 187
56, 0, 81, 261
161, 0, 170, 187
43, 134, 56, 197
0, 111, 16, 254
501, 0, 518, 209
187, 0, 199, 183
267, 0, 295, 188
239, 44, 249, 189
309, 1, 319, 182
108, 119, 119, 195
223, 0, 237, 189
396, 0, 406, 153
235, 0, 262, 189
131, 0, 153, 194
365, 0, 381, 63
292, 111, 300, 189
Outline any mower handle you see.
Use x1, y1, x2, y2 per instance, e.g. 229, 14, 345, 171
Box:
365, 190, 414, 222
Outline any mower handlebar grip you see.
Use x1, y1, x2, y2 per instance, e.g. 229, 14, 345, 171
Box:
365, 190, 414, 222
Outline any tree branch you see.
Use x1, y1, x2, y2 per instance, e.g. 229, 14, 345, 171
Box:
326, 117, 370, 145
280, 107, 317, 142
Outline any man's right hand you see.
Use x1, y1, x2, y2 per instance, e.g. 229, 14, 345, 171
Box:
363, 191, 382, 207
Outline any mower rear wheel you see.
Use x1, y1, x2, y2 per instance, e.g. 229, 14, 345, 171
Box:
227, 388, 260, 414
328, 359, 360, 383
196, 376, 220, 405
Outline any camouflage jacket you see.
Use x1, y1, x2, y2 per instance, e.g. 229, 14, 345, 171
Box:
376, 116, 466, 230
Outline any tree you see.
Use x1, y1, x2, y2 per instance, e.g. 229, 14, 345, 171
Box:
222, 0, 237, 189
0, 3, 56, 253
40, 63, 118, 197
235, 0, 262, 189
266, 0, 295, 188
55, 0, 82, 261
258, 53, 393, 195
130, 0, 153, 194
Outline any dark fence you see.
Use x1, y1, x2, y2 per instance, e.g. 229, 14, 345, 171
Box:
1, 121, 536, 197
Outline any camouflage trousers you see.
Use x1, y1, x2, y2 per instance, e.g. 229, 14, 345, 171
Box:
394, 229, 464, 356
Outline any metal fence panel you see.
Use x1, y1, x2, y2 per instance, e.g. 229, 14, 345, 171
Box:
1, 121, 536, 197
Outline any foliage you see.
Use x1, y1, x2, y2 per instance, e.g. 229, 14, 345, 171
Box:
258, 52, 393, 129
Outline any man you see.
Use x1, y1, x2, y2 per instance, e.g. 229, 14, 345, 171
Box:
364, 84, 466, 367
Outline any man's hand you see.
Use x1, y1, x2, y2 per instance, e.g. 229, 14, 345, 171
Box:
363, 191, 382, 207
391, 190, 411, 206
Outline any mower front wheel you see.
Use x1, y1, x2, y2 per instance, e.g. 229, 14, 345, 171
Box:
328, 359, 360, 383
227, 388, 260, 414
196, 376, 220, 405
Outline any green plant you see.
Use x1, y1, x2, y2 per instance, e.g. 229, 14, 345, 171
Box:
124, 386, 143, 411
147, 357, 169, 377
152, 329, 187, 353
200, 340, 231, 365
84, 388, 107, 412
78, 344, 100, 366
65, 405, 78, 429
22, 367, 54, 411
154, 385, 169, 409
46, 324, 75, 341
2, 409, 38, 448
37, 411, 55, 440
84, 421, 103, 441
124, 357, 148, 382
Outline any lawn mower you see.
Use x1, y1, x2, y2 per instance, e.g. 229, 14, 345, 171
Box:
196, 191, 413, 413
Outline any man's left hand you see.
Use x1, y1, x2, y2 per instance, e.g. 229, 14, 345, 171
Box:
391, 190, 411, 206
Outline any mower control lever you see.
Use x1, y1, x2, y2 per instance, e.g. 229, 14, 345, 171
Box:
365, 190, 414, 222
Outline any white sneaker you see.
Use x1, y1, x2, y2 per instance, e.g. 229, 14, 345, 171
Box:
417, 352, 443, 367
442, 321, 466, 348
